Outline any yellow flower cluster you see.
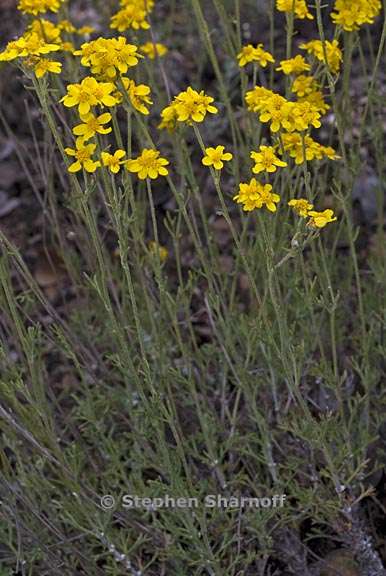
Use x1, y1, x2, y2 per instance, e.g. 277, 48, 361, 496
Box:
276, 0, 313, 20
140, 42, 168, 59
246, 88, 322, 133
18, 0, 63, 15
234, 180, 280, 212
281, 134, 338, 165
300, 40, 342, 74
110, 0, 155, 32
331, 0, 382, 31
237, 44, 275, 68
74, 37, 141, 79
0, 14, 96, 77
160, 87, 218, 128
288, 200, 337, 228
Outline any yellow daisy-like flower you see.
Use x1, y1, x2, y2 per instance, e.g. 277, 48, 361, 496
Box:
233, 179, 280, 212
18, 0, 63, 15
61, 77, 118, 116
291, 75, 318, 97
72, 113, 112, 141
140, 42, 168, 59
158, 103, 179, 132
276, 0, 313, 20
65, 142, 100, 173
300, 40, 343, 74
101, 150, 126, 174
110, 5, 150, 31
126, 149, 169, 180
173, 87, 218, 123
120, 78, 153, 115
250, 146, 287, 174
298, 91, 330, 115
331, 0, 381, 31
308, 209, 337, 228
33, 58, 62, 78
74, 37, 140, 79
0, 32, 60, 61
237, 44, 275, 68
288, 198, 314, 217
202, 146, 233, 170
276, 55, 311, 75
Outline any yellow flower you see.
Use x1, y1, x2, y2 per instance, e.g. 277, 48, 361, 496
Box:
245, 86, 276, 113
140, 42, 168, 59
65, 142, 100, 173
158, 103, 179, 132
18, 0, 63, 15
291, 75, 318, 97
77, 26, 95, 36
61, 77, 118, 116
237, 44, 275, 68
288, 198, 314, 217
101, 150, 126, 174
0, 32, 60, 62
276, 0, 313, 19
308, 209, 337, 228
72, 113, 112, 141
251, 146, 287, 174
34, 58, 62, 78
74, 37, 140, 79
58, 19, 77, 33
233, 179, 280, 212
126, 149, 169, 180
172, 87, 218, 123
298, 91, 330, 115
148, 241, 168, 262
28, 19, 62, 43
331, 0, 381, 31
300, 40, 342, 74
120, 78, 153, 114
110, 5, 150, 31
277, 55, 311, 75
258, 93, 288, 132
281, 133, 339, 164
202, 146, 233, 170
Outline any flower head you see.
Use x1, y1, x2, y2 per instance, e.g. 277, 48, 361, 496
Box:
233, 179, 280, 212
172, 87, 218, 123
140, 42, 168, 59
288, 198, 314, 217
276, 0, 313, 19
237, 44, 275, 68
331, 0, 381, 31
300, 40, 342, 74
251, 146, 287, 174
126, 149, 169, 180
74, 37, 140, 79
308, 209, 337, 228
18, 0, 63, 15
291, 75, 318, 97
202, 146, 233, 170
119, 78, 153, 114
33, 58, 62, 78
61, 77, 118, 116
110, 4, 151, 31
101, 150, 126, 174
65, 141, 100, 173
72, 112, 112, 141
277, 55, 311, 75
